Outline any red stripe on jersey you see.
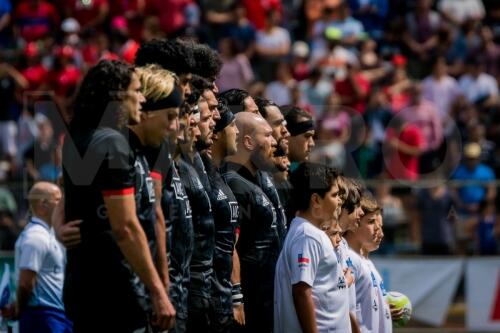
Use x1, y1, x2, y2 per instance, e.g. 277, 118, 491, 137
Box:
150, 171, 162, 181
102, 187, 135, 197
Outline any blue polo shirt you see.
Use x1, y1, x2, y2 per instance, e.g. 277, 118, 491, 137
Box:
452, 163, 495, 205
14, 217, 66, 311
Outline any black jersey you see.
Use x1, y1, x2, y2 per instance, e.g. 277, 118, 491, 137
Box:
62, 127, 152, 331
125, 128, 157, 255
221, 162, 279, 333
179, 156, 215, 308
257, 171, 287, 248
143, 141, 193, 320
201, 154, 238, 315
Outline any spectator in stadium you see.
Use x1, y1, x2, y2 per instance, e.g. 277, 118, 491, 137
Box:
334, 58, 371, 114
255, 9, 291, 83
216, 37, 254, 92
475, 199, 498, 255
298, 67, 333, 119
348, 0, 388, 39
8, 182, 70, 332
417, 175, 456, 255
466, 122, 496, 168
14, 0, 59, 42
399, 83, 443, 174
421, 57, 462, 135
265, 61, 295, 106
402, 0, 441, 77
0, 62, 27, 179
384, 116, 426, 181
476, 26, 500, 80
0, 0, 11, 47
23, 114, 59, 183
437, 0, 485, 27
0, 180, 19, 250
458, 56, 499, 107
452, 142, 496, 217
62, 0, 108, 34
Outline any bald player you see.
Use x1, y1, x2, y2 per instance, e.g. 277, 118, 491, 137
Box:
221, 112, 278, 333
9, 182, 72, 332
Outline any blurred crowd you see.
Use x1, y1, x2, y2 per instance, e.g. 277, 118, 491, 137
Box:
0, 0, 499, 255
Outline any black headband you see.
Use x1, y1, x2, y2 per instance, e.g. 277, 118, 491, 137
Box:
141, 86, 183, 112
287, 119, 314, 136
214, 110, 235, 133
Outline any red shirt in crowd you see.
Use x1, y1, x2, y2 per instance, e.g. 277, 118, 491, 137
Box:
14, 0, 59, 41
49, 65, 81, 97
385, 125, 426, 181
334, 72, 371, 114
65, 0, 108, 29
146, 0, 192, 35
22, 64, 48, 90
243, 0, 282, 31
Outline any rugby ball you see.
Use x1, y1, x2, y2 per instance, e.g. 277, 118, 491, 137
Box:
387, 291, 412, 327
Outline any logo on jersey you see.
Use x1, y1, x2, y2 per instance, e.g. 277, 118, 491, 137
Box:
298, 253, 310, 267
346, 257, 353, 268
371, 272, 378, 287
338, 276, 347, 289
145, 177, 156, 203
216, 189, 228, 201
373, 299, 378, 312
259, 194, 270, 207
172, 176, 185, 200
229, 201, 239, 223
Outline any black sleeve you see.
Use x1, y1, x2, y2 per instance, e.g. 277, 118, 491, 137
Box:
97, 133, 135, 196
143, 142, 171, 182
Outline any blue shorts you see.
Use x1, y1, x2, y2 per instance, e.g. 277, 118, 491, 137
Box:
20, 307, 73, 333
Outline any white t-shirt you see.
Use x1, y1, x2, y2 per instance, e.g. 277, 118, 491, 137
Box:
458, 73, 499, 103
274, 217, 351, 333
366, 259, 392, 333
337, 238, 357, 313
348, 249, 379, 333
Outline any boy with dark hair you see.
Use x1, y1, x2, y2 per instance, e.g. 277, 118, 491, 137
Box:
345, 192, 381, 333
274, 162, 350, 333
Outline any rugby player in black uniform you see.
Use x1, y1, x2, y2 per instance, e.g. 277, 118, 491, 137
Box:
177, 97, 216, 332
62, 60, 175, 332
198, 101, 241, 333
254, 97, 290, 246
222, 112, 278, 333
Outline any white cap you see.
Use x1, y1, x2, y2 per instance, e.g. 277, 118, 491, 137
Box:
292, 41, 309, 58
61, 18, 80, 34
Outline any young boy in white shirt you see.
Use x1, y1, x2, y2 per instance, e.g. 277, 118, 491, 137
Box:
363, 211, 404, 333
345, 193, 381, 333
274, 162, 348, 333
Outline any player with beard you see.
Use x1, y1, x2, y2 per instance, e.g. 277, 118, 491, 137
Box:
281, 105, 315, 169
221, 112, 278, 333
218, 88, 260, 114
254, 97, 290, 247
197, 101, 241, 333
62, 60, 175, 332
178, 97, 217, 332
